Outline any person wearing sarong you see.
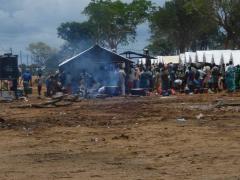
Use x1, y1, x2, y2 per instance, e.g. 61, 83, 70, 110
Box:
211, 64, 220, 92
225, 61, 236, 92
235, 65, 240, 89
186, 66, 195, 93
203, 66, 211, 88
140, 68, 152, 89
37, 73, 43, 97
175, 64, 185, 91
168, 63, 176, 89
161, 65, 169, 95
118, 68, 126, 96
134, 66, 141, 88
219, 64, 226, 90
21, 70, 32, 97
128, 68, 135, 91
154, 68, 161, 94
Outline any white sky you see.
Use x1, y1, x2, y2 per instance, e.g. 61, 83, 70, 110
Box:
0, 0, 164, 60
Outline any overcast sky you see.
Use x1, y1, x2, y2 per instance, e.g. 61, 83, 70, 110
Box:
0, 0, 164, 59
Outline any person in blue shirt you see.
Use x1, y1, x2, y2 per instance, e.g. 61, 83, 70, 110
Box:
21, 70, 32, 97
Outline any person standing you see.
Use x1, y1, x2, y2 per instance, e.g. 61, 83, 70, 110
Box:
45, 76, 50, 97
161, 65, 169, 95
225, 61, 236, 92
169, 63, 176, 89
37, 73, 43, 97
128, 67, 135, 91
186, 66, 195, 93
235, 65, 240, 89
154, 68, 161, 94
118, 67, 126, 96
134, 66, 141, 88
219, 64, 225, 90
59, 70, 66, 89
21, 70, 32, 97
65, 72, 72, 94
211, 64, 220, 92
203, 65, 211, 89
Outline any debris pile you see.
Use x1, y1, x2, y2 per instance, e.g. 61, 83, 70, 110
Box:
12, 94, 83, 109
214, 100, 240, 108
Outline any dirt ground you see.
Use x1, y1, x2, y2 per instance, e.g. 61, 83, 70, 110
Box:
0, 93, 240, 180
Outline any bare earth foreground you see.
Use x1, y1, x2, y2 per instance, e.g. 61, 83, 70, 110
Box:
0, 94, 240, 180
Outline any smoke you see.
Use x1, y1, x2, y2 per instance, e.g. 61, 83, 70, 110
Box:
59, 47, 121, 90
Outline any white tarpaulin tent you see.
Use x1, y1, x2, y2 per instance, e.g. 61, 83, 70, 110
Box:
184, 52, 196, 63
139, 50, 240, 65
139, 56, 179, 65
231, 50, 240, 65
138, 56, 163, 64
154, 56, 163, 64
196, 50, 232, 64
162, 56, 180, 64
180, 50, 240, 65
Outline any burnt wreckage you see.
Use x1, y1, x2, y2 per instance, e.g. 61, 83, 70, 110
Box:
59, 44, 133, 96
0, 54, 19, 97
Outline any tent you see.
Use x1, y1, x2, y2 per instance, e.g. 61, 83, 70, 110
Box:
162, 56, 180, 64
138, 56, 162, 64
58, 45, 133, 86
59, 44, 133, 70
181, 50, 240, 65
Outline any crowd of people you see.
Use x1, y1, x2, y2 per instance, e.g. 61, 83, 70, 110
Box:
43, 60, 240, 97
126, 60, 240, 96
3, 60, 240, 99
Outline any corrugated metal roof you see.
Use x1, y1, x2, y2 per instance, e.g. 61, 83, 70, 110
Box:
59, 44, 133, 67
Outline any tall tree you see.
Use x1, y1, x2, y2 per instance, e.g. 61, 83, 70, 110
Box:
58, 0, 152, 51
27, 42, 57, 69
176, 0, 240, 49
209, 0, 240, 48
57, 21, 95, 54
149, 0, 219, 54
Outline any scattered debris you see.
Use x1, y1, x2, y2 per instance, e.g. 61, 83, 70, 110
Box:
23, 127, 33, 136
112, 134, 129, 140
91, 137, 106, 142
19, 97, 29, 102
0, 91, 14, 103
0, 118, 13, 129
208, 89, 214, 94
177, 118, 186, 122
91, 138, 99, 142
0, 117, 6, 124
96, 94, 109, 99
0, 98, 13, 103
11, 95, 82, 109
145, 167, 157, 171
196, 113, 204, 120
215, 100, 240, 108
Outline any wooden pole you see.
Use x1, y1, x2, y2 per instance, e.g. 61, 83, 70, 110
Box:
27, 54, 29, 66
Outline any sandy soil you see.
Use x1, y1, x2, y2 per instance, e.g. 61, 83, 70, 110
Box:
0, 93, 240, 180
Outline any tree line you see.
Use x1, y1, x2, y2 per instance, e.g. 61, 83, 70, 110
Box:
149, 0, 240, 55
27, 0, 240, 72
